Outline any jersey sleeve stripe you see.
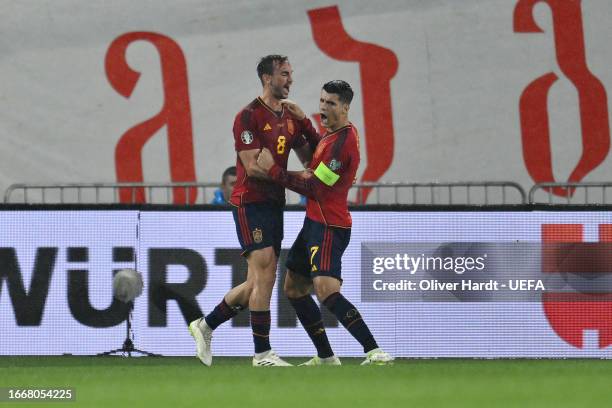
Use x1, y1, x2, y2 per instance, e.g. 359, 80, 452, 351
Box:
331, 128, 349, 159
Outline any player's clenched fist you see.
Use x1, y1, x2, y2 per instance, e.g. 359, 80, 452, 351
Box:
257, 148, 275, 171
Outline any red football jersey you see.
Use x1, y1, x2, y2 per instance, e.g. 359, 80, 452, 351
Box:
304, 123, 360, 227
230, 97, 317, 206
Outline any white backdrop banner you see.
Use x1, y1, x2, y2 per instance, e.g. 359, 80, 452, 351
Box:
1, 209, 611, 357
2, 1, 612, 203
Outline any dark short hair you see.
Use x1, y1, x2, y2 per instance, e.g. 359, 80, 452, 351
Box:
222, 166, 236, 183
257, 55, 289, 84
322, 80, 354, 104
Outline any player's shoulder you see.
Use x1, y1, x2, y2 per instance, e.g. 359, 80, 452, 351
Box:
345, 123, 359, 140
334, 124, 358, 147
234, 98, 262, 125
341, 124, 360, 152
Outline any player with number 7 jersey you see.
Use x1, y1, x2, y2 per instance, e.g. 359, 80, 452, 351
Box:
257, 80, 393, 366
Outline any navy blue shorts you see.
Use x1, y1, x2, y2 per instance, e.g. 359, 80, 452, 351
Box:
285, 217, 351, 282
232, 202, 283, 257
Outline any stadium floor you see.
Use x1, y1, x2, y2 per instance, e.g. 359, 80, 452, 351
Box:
1, 357, 611, 407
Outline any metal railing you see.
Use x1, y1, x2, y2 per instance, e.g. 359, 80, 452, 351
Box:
3, 182, 220, 205
529, 182, 612, 205
10, 181, 612, 205
352, 181, 526, 205
3, 181, 527, 205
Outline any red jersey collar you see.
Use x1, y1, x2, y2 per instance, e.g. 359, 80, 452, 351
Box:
257, 96, 284, 117
321, 122, 352, 140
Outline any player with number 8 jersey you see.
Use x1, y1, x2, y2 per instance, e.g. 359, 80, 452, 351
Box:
231, 96, 317, 206
189, 55, 319, 367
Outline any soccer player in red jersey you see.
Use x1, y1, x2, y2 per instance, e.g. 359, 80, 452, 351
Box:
189, 55, 318, 367
257, 80, 393, 365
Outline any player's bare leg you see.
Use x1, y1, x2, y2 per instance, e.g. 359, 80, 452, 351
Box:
283, 269, 312, 298
284, 271, 339, 366
224, 269, 255, 306
248, 247, 291, 366
314, 276, 393, 365
189, 262, 253, 366
248, 247, 277, 310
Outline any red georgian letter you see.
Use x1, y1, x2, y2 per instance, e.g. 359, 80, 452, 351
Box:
106, 32, 197, 204
514, 0, 610, 197
308, 6, 399, 203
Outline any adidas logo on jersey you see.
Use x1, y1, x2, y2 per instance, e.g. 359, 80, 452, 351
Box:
263, 123, 272, 131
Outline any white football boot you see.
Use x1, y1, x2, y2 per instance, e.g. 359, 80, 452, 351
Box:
299, 355, 342, 366
360, 348, 394, 366
252, 350, 293, 367
188, 317, 213, 366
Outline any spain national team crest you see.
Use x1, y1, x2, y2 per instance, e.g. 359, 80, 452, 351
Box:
252, 228, 263, 243
287, 119, 294, 135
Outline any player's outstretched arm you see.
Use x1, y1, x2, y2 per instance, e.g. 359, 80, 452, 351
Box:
239, 149, 270, 180
257, 148, 327, 199
294, 144, 313, 168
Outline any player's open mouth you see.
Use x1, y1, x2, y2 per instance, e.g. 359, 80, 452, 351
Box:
320, 113, 328, 121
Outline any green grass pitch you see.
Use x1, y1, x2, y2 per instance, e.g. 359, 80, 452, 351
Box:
1, 357, 611, 407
